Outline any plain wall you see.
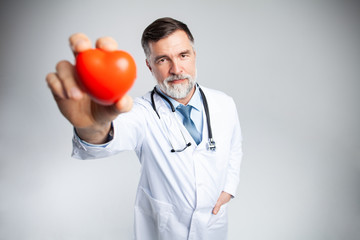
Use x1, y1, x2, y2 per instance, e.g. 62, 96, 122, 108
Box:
1, 0, 359, 239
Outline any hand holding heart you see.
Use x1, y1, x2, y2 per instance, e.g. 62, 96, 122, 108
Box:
46, 33, 134, 144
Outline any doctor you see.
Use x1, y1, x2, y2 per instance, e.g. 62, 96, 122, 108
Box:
46, 17, 242, 240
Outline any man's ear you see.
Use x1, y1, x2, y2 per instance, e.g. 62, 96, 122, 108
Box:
146, 59, 152, 72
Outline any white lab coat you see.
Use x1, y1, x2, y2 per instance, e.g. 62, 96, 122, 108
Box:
72, 86, 243, 240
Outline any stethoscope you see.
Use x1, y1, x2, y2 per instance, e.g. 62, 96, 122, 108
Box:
150, 85, 216, 152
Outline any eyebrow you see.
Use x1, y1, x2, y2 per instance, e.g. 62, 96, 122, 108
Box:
154, 54, 168, 62
153, 49, 192, 62
179, 49, 192, 55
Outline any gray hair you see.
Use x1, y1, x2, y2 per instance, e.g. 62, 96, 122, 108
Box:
141, 17, 195, 59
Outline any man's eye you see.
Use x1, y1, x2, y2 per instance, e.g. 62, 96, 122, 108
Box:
157, 58, 166, 64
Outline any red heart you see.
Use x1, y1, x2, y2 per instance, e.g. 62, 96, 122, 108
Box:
75, 49, 137, 105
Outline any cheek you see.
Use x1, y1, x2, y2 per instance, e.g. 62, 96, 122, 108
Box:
185, 60, 196, 71
153, 67, 168, 79
187, 64, 196, 76
152, 70, 166, 83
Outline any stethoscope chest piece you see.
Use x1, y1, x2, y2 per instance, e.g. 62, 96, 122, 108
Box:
207, 138, 216, 151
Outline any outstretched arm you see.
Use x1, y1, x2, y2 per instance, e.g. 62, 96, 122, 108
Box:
46, 33, 133, 144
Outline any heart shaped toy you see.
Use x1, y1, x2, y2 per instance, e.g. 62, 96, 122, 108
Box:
75, 49, 137, 105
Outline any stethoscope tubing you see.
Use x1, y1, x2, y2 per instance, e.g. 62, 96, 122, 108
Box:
150, 85, 216, 151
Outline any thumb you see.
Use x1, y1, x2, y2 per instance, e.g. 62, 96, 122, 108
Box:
212, 202, 221, 215
92, 95, 133, 126
114, 94, 133, 114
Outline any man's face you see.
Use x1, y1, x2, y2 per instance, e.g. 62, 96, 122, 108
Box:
146, 30, 197, 100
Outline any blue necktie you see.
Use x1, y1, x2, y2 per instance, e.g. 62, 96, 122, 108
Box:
177, 105, 201, 145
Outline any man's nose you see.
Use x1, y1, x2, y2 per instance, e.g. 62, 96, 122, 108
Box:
170, 60, 183, 75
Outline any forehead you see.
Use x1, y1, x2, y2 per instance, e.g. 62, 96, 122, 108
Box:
148, 30, 193, 57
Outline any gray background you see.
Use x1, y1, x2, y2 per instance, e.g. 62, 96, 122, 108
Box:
1, 0, 359, 239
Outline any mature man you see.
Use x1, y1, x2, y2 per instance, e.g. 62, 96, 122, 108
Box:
46, 17, 242, 240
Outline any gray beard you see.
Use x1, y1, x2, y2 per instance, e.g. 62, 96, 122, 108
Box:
158, 73, 196, 99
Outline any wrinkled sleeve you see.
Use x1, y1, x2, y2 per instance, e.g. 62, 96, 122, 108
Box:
72, 100, 148, 160
223, 98, 243, 197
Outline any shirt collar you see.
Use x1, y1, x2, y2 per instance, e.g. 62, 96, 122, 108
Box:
155, 84, 202, 112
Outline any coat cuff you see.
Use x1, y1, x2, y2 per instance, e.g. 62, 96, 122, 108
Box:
71, 123, 115, 159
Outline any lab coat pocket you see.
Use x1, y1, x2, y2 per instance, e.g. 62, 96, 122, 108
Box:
207, 203, 228, 229
136, 187, 174, 232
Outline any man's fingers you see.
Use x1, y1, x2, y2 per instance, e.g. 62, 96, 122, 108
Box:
46, 72, 66, 100
69, 33, 92, 55
95, 36, 118, 51
55, 60, 83, 100
69, 34, 118, 54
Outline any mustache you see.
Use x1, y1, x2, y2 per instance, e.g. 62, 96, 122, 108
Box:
165, 74, 192, 82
